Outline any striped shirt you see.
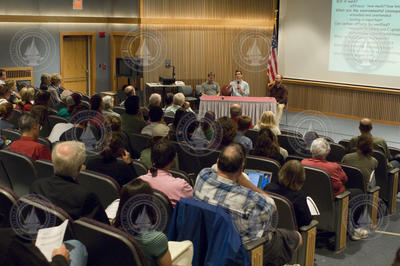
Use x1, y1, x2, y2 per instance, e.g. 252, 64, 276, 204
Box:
194, 168, 276, 242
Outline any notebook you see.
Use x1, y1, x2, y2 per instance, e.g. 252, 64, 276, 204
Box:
245, 170, 272, 190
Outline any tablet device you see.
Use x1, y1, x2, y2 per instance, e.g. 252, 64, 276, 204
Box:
245, 169, 272, 190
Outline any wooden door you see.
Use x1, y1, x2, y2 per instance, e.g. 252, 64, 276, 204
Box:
61, 36, 89, 95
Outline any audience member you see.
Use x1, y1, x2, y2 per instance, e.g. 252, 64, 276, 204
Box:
149, 93, 162, 108
265, 160, 312, 227
342, 134, 378, 189
48, 104, 85, 143
195, 143, 301, 265
48, 73, 62, 106
86, 132, 138, 187
30, 141, 109, 223
216, 116, 237, 149
254, 110, 281, 135
39, 73, 51, 91
34, 90, 51, 108
0, 102, 15, 130
119, 85, 136, 106
57, 92, 79, 119
163, 92, 174, 111
16, 87, 35, 111
5, 80, 21, 104
9, 113, 51, 160
53, 89, 70, 111
233, 116, 253, 153
113, 179, 173, 266
102, 95, 120, 118
140, 135, 179, 170
165, 92, 193, 116
228, 70, 249, 96
141, 106, 169, 137
183, 112, 209, 148
138, 139, 193, 207
0, 83, 11, 105
301, 138, 367, 240
348, 118, 398, 169
59, 105, 89, 142
194, 111, 215, 141
269, 74, 288, 125
0, 69, 6, 85
167, 108, 186, 141
30, 105, 51, 138
121, 96, 146, 134
200, 72, 220, 96
253, 128, 287, 165
229, 104, 242, 123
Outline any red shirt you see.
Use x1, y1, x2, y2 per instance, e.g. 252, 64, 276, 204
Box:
9, 136, 51, 161
301, 158, 348, 196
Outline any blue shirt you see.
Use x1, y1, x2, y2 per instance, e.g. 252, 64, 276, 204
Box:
194, 168, 276, 242
229, 80, 250, 97
233, 132, 253, 153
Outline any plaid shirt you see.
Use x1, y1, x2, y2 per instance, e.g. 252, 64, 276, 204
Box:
194, 168, 276, 242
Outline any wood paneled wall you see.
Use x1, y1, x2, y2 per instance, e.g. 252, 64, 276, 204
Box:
285, 80, 400, 125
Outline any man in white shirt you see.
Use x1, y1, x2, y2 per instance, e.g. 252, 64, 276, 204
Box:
229, 70, 249, 97
164, 92, 194, 116
141, 106, 170, 137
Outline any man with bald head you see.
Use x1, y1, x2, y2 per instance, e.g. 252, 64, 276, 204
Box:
348, 118, 397, 168
30, 141, 109, 224
119, 85, 136, 106
195, 143, 301, 265
229, 104, 242, 123
269, 74, 288, 126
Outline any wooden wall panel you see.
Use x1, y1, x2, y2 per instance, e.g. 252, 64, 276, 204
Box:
286, 82, 400, 124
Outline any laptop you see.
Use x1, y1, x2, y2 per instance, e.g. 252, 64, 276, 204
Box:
244, 169, 272, 190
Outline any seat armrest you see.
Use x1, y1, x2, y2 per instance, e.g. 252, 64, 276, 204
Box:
299, 219, 319, 232
367, 185, 380, 194
243, 236, 268, 251
335, 190, 351, 200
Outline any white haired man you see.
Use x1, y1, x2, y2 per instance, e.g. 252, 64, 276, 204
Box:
102, 95, 120, 118
164, 92, 194, 116
148, 93, 162, 108
30, 141, 109, 224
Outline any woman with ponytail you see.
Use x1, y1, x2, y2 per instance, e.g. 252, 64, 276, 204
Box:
138, 138, 193, 207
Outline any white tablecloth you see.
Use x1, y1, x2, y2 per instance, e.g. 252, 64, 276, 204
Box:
198, 96, 277, 125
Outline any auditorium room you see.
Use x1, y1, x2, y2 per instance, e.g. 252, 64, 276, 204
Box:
0, 0, 400, 265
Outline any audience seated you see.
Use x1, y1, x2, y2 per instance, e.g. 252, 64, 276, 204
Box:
163, 92, 174, 111
16, 87, 35, 112
30, 141, 109, 223
216, 116, 237, 149
34, 90, 51, 110
195, 143, 302, 265
9, 113, 51, 160
233, 115, 253, 153
167, 108, 186, 141
301, 138, 367, 240
39, 73, 51, 91
138, 139, 193, 207
59, 105, 90, 142
113, 179, 173, 266
5, 80, 20, 105
194, 111, 215, 141
164, 92, 193, 116
140, 135, 179, 170
229, 104, 242, 123
149, 93, 162, 108
121, 96, 146, 135
102, 95, 120, 118
253, 128, 287, 165
57, 91, 80, 119
48, 104, 83, 143
342, 134, 378, 189
30, 105, 52, 138
86, 132, 138, 186
0, 228, 88, 266
48, 73, 62, 106
0, 83, 12, 105
254, 110, 281, 136
0, 102, 15, 130
348, 118, 399, 169
265, 160, 312, 227
119, 85, 135, 106
141, 106, 169, 137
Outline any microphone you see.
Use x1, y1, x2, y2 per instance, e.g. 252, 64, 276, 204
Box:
237, 81, 240, 84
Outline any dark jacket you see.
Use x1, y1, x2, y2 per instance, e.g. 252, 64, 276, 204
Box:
0, 228, 68, 266
30, 174, 109, 224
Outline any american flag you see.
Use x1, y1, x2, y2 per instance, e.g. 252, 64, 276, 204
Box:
267, 25, 278, 86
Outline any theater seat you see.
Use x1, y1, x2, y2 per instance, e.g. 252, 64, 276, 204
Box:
77, 170, 120, 209
168, 198, 266, 266
48, 115, 69, 129
73, 217, 147, 266
112, 106, 125, 115
34, 159, 54, 178
0, 185, 18, 227
164, 115, 174, 125
125, 133, 151, 155
245, 129, 258, 144
1, 128, 22, 142
9, 108, 22, 128
0, 150, 39, 196
326, 143, 345, 163
169, 168, 194, 187
153, 190, 173, 233
302, 166, 350, 251
278, 134, 311, 158
269, 192, 318, 266
132, 160, 148, 176
245, 155, 281, 183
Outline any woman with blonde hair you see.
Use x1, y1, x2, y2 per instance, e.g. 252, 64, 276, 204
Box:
16, 87, 35, 111
254, 110, 281, 135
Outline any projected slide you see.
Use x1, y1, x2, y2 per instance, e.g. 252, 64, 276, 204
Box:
329, 0, 400, 77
